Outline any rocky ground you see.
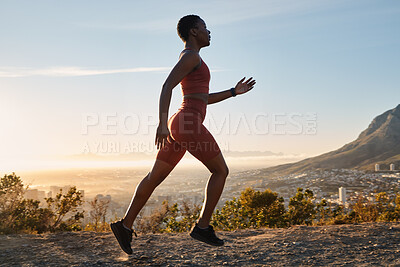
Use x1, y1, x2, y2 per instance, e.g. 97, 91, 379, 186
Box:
1, 222, 400, 266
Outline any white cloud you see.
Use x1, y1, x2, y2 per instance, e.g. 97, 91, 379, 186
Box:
0, 66, 227, 78
0, 66, 171, 78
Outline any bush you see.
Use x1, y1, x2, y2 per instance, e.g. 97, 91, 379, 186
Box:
163, 201, 201, 233
3, 172, 400, 234
85, 195, 110, 232
212, 188, 288, 230
45, 186, 84, 231
288, 188, 316, 225
135, 200, 201, 233
0, 173, 25, 233
0, 173, 84, 234
314, 199, 345, 225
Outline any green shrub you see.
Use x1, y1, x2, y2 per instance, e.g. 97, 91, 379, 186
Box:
288, 188, 316, 225
0, 173, 84, 234
212, 188, 288, 230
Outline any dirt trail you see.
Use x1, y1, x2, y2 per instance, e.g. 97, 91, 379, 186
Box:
1, 222, 400, 266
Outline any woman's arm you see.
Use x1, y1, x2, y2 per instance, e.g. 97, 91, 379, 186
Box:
207, 89, 234, 105
155, 52, 200, 150
208, 77, 256, 105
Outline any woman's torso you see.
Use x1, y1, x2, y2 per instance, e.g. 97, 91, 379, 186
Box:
180, 49, 210, 104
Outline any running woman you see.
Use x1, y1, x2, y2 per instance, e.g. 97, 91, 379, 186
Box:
111, 15, 256, 254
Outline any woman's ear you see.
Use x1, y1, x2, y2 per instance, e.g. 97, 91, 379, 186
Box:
189, 27, 198, 37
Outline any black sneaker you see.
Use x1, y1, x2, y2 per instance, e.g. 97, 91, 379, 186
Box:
190, 224, 224, 246
110, 220, 135, 254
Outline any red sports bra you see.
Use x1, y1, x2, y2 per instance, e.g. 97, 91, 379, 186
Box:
180, 49, 210, 95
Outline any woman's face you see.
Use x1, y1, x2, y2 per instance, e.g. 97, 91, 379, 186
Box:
195, 19, 211, 47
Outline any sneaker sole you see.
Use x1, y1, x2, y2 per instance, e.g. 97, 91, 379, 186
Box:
111, 223, 133, 255
190, 231, 224, 246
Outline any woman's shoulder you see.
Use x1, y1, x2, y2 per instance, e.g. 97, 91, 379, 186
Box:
179, 49, 201, 65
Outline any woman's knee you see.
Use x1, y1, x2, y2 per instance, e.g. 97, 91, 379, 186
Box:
222, 164, 229, 177
204, 153, 229, 176
209, 163, 229, 177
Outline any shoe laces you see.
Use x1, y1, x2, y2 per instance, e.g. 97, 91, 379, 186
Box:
127, 228, 137, 243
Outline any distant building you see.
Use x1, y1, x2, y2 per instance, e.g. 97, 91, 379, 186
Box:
25, 189, 38, 200
375, 164, 380, 172
25, 189, 46, 202
339, 187, 346, 204
49, 185, 73, 197
49, 186, 60, 195
390, 164, 395, 171
95, 194, 111, 202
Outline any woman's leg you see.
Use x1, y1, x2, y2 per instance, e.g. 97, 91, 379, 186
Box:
122, 159, 176, 229
197, 152, 229, 228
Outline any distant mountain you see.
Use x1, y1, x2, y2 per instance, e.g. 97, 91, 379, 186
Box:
260, 104, 400, 175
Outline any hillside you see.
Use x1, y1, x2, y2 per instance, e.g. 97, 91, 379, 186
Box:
1, 222, 399, 266
260, 104, 400, 176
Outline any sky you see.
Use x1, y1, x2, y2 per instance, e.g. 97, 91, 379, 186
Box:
1, 0, 400, 172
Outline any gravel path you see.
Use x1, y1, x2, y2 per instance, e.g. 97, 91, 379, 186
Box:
1, 222, 400, 266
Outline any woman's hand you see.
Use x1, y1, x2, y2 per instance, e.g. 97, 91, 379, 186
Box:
155, 123, 171, 150
234, 77, 256, 95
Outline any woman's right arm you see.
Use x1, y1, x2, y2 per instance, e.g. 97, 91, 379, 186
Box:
155, 52, 200, 150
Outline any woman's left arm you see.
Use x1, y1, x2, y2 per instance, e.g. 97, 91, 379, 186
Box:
208, 77, 256, 105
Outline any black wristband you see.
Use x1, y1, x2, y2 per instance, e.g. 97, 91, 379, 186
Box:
230, 87, 236, 97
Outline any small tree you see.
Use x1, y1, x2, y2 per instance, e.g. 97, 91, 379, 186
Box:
351, 195, 379, 223
375, 192, 396, 221
0, 173, 26, 233
135, 201, 170, 233
288, 188, 316, 225
45, 186, 84, 231
212, 188, 287, 230
87, 195, 110, 231
314, 199, 345, 225
394, 194, 400, 220
0, 173, 84, 233
163, 201, 201, 233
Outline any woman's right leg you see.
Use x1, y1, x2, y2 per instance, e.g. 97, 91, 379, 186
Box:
197, 152, 229, 228
122, 159, 175, 229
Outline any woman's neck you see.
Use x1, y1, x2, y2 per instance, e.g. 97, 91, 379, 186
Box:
184, 42, 200, 52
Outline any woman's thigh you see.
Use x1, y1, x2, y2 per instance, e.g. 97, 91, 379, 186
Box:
170, 112, 221, 165
147, 159, 178, 186
156, 139, 186, 167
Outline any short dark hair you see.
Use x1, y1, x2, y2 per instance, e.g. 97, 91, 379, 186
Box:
177, 15, 201, 42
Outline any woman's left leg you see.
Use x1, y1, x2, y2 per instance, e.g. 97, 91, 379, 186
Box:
122, 159, 176, 229
123, 136, 186, 228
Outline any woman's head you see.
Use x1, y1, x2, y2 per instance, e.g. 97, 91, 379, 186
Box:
177, 15, 210, 46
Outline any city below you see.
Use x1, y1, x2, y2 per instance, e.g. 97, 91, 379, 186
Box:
22, 162, 400, 224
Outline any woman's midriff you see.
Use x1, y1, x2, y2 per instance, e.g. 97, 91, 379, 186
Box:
179, 96, 208, 121
183, 93, 208, 103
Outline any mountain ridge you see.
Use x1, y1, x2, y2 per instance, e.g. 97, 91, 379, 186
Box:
260, 104, 400, 175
